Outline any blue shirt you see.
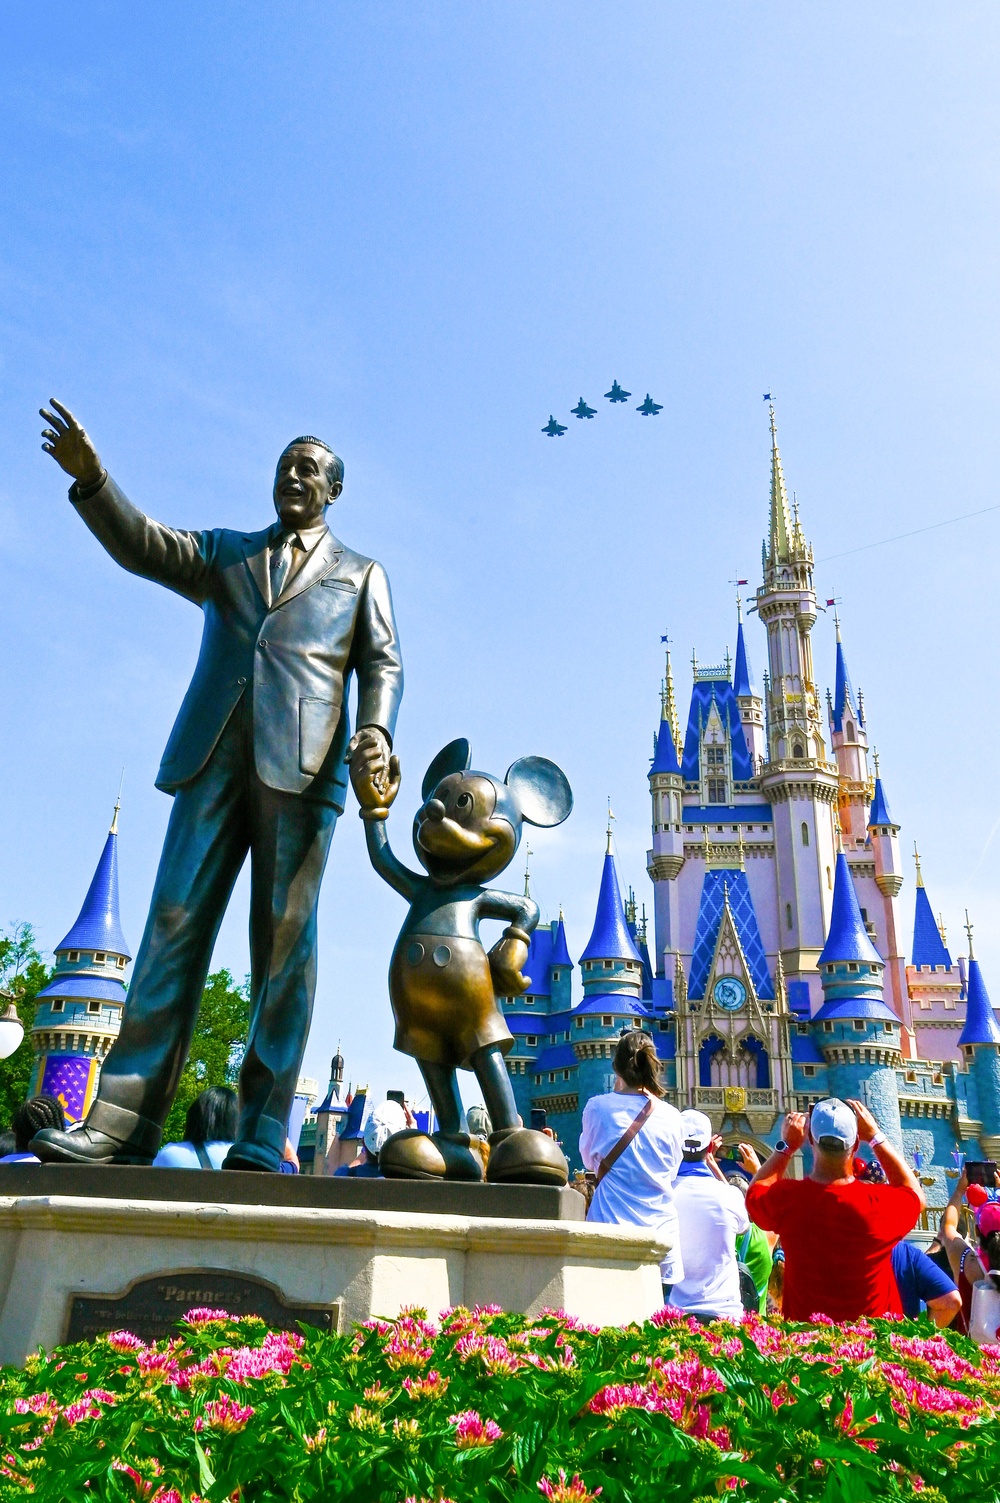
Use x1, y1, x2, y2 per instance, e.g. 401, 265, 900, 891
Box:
891, 1240, 956, 1319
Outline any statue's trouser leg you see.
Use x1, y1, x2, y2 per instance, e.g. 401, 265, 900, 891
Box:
88, 717, 251, 1155
234, 782, 337, 1165
416, 1060, 465, 1136
471, 1043, 522, 1133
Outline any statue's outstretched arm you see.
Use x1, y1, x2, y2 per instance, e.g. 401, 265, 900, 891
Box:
40, 399, 211, 604
352, 752, 421, 901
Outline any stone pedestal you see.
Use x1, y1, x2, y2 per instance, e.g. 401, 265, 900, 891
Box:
0, 1168, 668, 1367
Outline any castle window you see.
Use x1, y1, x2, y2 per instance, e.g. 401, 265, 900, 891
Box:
802, 1065, 816, 1078
786, 904, 793, 930
524, 997, 534, 1004
846, 722, 855, 741
94, 952, 106, 964
563, 1069, 570, 1081
548, 1073, 555, 1084
706, 747, 725, 766
534, 1074, 542, 1085
68, 951, 80, 963
884, 1022, 895, 1033
603, 1015, 613, 1026
848, 962, 858, 972
793, 743, 805, 759
51, 1000, 64, 1013
527, 1036, 537, 1046
117, 956, 126, 968
801, 822, 809, 847
823, 1022, 834, 1033
552, 970, 560, 982
707, 780, 727, 803
575, 1018, 584, 1028
564, 1031, 571, 1041
88, 1001, 101, 1014
853, 1020, 865, 1031
604, 960, 613, 970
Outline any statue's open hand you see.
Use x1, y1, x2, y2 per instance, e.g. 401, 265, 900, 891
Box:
39, 400, 103, 486
488, 935, 530, 996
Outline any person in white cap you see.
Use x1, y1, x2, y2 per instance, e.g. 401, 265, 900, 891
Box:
334, 1099, 408, 1178
668, 1110, 750, 1322
746, 1097, 924, 1321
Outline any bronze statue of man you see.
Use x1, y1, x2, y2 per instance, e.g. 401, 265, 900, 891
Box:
33, 400, 403, 1171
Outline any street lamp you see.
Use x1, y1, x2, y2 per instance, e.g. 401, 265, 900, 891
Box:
0, 994, 24, 1060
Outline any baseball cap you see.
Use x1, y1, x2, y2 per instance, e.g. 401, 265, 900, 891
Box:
809, 1098, 859, 1153
363, 1099, 407, 1157
976, 1202, 1000, 1237
680, 1109, 714, 1153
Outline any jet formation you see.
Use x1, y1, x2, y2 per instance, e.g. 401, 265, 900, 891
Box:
542, 379, 662, 435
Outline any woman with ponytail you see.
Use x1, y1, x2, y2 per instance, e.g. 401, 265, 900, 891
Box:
579, 1029, 686, 1291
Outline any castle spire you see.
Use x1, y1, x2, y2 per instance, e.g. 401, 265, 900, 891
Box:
733, 613, 754, 699
580, 844, 643, 965
767, 402, 794, 567
958, 914, 1000, 1045
911, 851, 952, 968
55, 804, 131, 958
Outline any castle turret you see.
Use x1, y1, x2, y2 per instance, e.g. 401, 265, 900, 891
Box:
907, 849, 965, 1063
29, 802, 130, 1123
812, 852, 902, 1144
828, 616, 872, 849
755, 405, 838, 1001
958, 918, 1000, 1155
580, 837, 645, 998
863, 758, 914, 1044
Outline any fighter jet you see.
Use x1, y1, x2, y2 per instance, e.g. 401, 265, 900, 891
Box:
571, 398, 597, 419
636, 394, 663, 417
604, 381, 631, 403
542, 415, 567, 437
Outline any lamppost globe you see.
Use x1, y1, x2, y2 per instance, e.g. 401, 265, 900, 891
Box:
0, 1000, 24, 1060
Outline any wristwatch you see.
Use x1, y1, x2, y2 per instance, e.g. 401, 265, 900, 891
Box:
869, 1131, 886, 1149
775, 1139, 790, 1153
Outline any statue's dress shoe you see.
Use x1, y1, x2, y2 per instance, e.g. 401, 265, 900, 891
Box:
30, 1125, 153, 1166
223, 1142, 280, 1173
486, 1127, 569, 1186
379, 1129, 484, 1181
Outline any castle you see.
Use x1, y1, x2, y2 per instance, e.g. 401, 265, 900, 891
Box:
502, 407, 1000, 1224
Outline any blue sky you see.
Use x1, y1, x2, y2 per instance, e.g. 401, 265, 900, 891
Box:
2, 4, 999, 1109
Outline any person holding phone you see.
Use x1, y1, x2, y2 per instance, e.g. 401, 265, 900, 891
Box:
745, 1098, 925, 1321
939, 1169, 1000, 1331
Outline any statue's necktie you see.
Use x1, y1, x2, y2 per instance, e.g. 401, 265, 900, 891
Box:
269, 533, 297, 601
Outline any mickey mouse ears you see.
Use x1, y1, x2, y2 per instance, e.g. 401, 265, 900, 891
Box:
421, 739, 573, 829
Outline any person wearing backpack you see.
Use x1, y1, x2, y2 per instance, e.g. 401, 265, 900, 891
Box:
579, 1030, 686, 1293
668, 1111, 752, 1322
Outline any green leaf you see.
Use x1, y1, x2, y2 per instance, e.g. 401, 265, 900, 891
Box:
194, 1435, 216, 1492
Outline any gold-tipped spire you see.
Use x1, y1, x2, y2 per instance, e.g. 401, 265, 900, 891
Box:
938, 912, 948, 945
661, 632, 681, 756
767, 402, 794, 565
965, 910, 975, 961
913, 841, 923, 888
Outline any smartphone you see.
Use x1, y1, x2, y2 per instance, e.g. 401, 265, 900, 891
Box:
530, 1108, 547, 1131
386, 1090, 406, 1107
966, 1160, 998, 1188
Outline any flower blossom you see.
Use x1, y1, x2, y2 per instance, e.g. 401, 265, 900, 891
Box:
194, 1395, 254, 1433
448, 1409, 503, 1448
454, 1333, 523, 1373
538, 1470, 603, 1501
106, 1330, 146, 1353
183, 1308, 233, 1326
402, 1371, 449, 1400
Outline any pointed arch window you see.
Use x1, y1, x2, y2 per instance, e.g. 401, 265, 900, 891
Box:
801, 822, 809, 847
846, 722, 855, 741
792, 743, 805, 760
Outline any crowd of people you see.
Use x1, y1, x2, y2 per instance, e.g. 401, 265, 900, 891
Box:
3, 1032, 999, 1340
581, 1028, 999, 1339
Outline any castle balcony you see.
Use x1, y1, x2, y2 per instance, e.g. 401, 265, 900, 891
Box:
691, 1087, 777, 1112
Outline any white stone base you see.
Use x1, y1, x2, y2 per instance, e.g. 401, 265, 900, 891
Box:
0, 1194, 669, 1366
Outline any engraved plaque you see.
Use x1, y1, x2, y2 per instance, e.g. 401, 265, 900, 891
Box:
65, 1268, 340, 1344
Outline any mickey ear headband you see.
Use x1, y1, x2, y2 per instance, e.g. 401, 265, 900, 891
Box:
976, 1201, 1000, 1237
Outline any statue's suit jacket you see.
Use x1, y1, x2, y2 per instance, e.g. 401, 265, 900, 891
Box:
71, 475, 403, 810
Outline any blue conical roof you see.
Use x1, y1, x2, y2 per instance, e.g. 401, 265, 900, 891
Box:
868, 777, 896, 829
958, 959, 1000, 1046
733, 621, 754, 698
649, 716, 681, 775
56, 826, 130, 958
551, 915, 573, 969
912, 883, 952, 968
523, 924, 554, 995
832, 632, 861, 734
818, 853, 883, 967
580, 851, 643, 964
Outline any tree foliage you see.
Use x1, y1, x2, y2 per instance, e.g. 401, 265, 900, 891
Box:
0, 924, 51, 1131
161, 968, 250, 1144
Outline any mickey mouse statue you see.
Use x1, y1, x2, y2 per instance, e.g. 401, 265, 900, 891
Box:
350, 736, 573, 1185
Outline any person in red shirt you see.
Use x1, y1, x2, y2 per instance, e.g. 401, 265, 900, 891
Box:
746, 1097, 924, 1322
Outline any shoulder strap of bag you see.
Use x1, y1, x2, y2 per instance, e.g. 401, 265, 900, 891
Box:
193, 1141, 215, 1170
736, 1229, 752, 1262
595, 1096, 656, 1186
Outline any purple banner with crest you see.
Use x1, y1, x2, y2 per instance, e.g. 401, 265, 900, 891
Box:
38, 1055, 96, 1124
